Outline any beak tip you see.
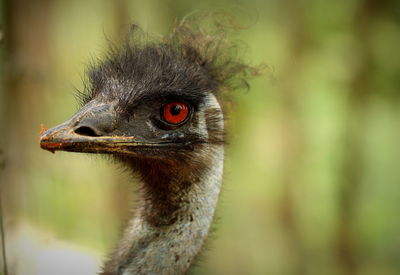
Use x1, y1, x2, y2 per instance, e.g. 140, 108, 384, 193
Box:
38, 125, 61, 154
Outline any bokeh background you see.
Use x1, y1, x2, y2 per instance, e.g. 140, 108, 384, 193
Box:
1, 0, 400, 274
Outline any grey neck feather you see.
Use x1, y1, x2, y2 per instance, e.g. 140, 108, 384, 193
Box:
102, 95, 224, 275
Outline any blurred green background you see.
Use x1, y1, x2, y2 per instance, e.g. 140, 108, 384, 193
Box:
1, 0, 400, 274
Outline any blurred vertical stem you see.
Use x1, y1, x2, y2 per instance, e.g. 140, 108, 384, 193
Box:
0, 1, 8, 274
3, 0, 54, 208
337, 1, 385, 274
276, 0, 309, 274
2, 0, 53, 272
0, 151, 7, 275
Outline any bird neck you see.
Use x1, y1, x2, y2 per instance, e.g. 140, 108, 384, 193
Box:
102, 145, 224, 275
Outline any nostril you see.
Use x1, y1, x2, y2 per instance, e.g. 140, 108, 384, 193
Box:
74, 126, 101, 137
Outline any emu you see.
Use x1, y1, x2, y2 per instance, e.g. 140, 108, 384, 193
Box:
40, 21, 253, 275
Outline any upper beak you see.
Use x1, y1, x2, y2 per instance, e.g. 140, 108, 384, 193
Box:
39, 102, 142, 155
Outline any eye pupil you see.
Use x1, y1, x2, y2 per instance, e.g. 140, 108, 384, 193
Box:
163, 102, 189, 125
170, 105, 182, 116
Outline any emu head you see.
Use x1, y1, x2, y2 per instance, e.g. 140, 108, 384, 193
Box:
40, 23, 254, 171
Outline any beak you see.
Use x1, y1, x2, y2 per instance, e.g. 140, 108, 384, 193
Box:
39, 102, 143, 155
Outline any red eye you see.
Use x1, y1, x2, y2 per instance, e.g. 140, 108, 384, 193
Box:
162, 102, 189, 125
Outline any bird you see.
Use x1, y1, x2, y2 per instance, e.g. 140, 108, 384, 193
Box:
39, 20, 254, 275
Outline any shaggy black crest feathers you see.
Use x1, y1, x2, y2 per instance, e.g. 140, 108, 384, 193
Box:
76, 19, 257, 111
